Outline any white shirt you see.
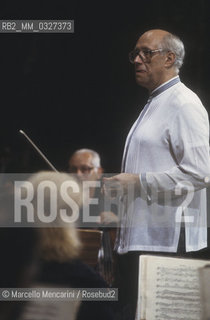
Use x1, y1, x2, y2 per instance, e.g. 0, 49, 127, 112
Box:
116, 79, 210, 254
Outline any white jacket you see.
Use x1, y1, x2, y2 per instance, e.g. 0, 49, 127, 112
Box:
116, 77, 210, 254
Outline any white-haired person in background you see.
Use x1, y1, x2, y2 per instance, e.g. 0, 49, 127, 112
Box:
68, 148, 118, 226
68, 148, 103, 181
68, 149, 119, 285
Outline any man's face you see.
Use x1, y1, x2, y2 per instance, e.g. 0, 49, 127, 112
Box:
133, 30, 170, 91
69, 152, 101, 181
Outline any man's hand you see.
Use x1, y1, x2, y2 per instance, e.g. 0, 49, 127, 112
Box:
103, 173, 140, 197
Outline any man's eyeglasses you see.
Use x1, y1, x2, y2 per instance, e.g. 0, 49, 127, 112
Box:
129, 48, 164, 64
69, 165, 95, 174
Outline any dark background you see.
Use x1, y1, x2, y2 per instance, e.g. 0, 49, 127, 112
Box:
0, 0, 209, 173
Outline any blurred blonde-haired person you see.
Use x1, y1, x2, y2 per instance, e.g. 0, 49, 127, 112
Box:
19, 171, 115, 320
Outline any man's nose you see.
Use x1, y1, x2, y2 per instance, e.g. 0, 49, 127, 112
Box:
134, 54, 143, 64
77, 169, 83, 176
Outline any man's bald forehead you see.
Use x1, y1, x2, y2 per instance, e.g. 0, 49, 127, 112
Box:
70, 152, 93, 164
137, 30, 171, 46
135, 29, 171, 50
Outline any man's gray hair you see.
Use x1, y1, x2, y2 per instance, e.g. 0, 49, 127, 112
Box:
73, 148, 101, 168
160, 33, 185, 72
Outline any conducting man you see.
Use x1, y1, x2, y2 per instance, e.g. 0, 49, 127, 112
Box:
104, 29, 210, 319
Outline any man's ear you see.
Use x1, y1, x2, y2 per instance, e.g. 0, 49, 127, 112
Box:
165, 51, 176, 68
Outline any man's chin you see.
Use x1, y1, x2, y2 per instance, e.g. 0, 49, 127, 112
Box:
135, 78, 148, 88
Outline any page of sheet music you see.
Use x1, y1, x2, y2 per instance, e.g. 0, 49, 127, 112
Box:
199, 266, 210, 320
138, 256, 208, 320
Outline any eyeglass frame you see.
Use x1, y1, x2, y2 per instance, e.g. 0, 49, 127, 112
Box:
129, 48, 167, 64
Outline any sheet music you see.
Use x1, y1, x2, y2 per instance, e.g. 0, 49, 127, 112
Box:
199, 265, 210, 320
137, 256, 208, 320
